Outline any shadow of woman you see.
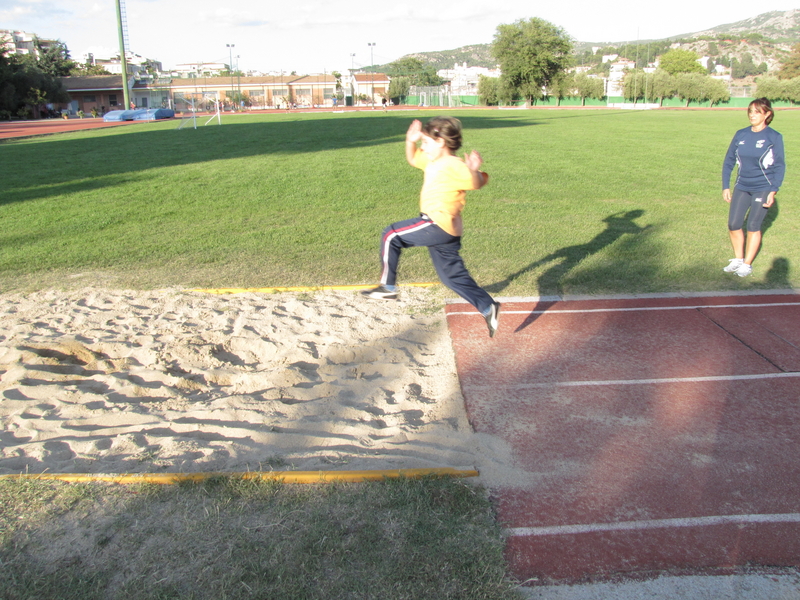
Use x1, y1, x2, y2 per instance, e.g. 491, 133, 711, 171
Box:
485, 210, 650, 332
765, 257, 791, 288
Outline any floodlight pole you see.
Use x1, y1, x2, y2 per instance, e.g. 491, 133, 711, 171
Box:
115, 0, 131, 110
227, 43, 235, 110
368, 43, 375, 108
235, 55, 241, 107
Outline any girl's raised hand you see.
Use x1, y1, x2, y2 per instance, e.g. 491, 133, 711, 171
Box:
464, 150, 483, 171
406, 119, 422, 142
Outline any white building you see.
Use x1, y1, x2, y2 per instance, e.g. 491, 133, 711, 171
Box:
82, 50, 162, 76
437, 62, 501, 95
0, 29, 58, 57
170, 62, 227, 78
606, 59, 635, 96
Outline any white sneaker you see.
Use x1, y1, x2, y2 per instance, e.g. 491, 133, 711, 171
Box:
483, 302, 500, 338
361, 285, 398, 299
735, 263, 752, 277
723, 258, 744, 273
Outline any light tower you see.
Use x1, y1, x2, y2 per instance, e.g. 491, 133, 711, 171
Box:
368, 42, 376, 108
227, 44, 235, 109
115, 0, 131, 109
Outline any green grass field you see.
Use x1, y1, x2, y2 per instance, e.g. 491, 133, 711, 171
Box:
2, 108, 797, 294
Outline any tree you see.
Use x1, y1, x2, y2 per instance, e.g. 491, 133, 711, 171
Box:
589, 61, 611, 77
783, 77, 800, 104
658, 49, 706, 75
388, 76, 410, 104
756, 76, 786, 101
674, 72, 706, 106
70, 61, 112, 76
546, 72, 574, 106
733, 52, 765, 78
573, 73, 604, 105
32, 39, 76, 77
671, 72, 728, 107
385, 57, 443, 86
704, 77, 730, 107
0, 45, 69, 119
623, 69, 648, 103
491, 17, 573, 105
778, 43, 800, 79
650, 70, 676, 106
478, 74, 501, 105
478, 74, 516, 106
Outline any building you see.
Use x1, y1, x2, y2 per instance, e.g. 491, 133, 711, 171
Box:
0, 29, 59, 58
349, 73, 389, 105
58, 75, 126, 114
168, 75, 304, 110
170, 63, 227, 78
83, 50, 163, 76
606, 58, 636, 96
55, 73, 352, 114
289, 74, 337, 107
437, 63, 501, 96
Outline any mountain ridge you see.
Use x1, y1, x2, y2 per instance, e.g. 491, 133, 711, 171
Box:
388, 9, 800, 72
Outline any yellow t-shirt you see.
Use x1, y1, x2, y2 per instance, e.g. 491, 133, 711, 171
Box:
412, 149, 487, 236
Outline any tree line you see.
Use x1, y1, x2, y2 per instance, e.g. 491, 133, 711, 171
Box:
473, 17, 800, 108
0, 39, 112, 120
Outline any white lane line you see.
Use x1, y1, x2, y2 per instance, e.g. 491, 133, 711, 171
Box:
466, 371, 800, 390
507, 513, 800, 537
447, 302, 800, 317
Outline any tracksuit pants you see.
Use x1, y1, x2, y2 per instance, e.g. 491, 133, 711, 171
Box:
379, 215, 494, 314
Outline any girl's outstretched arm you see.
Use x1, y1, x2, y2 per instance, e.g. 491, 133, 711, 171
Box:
405, 119, 422, 165
464, 150, 487, 188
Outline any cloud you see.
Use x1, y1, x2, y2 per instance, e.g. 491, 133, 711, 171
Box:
196, 8, 268, 28
0, 0, 72, 20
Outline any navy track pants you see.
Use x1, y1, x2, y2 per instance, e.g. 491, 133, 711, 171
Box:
379, 215, 494, 314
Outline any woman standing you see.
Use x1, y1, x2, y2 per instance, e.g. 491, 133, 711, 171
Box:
722, 97, 786, 277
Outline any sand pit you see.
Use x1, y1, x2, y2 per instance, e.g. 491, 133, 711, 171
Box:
0, 286, 512, 480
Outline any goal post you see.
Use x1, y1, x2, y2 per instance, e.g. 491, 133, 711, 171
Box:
174, 93, 222, 130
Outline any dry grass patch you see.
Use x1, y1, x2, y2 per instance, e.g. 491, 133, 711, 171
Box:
0, 475, 520, 600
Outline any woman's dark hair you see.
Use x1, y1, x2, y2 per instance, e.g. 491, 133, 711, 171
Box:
749, 97, 774, 125
422, 117, 463, 151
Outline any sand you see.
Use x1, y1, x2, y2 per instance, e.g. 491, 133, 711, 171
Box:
0, 286, 514, 481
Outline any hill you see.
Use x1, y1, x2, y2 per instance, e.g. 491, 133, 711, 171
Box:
688, 9, 800, 42
382, 9, 800, 73
397, 45, 496, 70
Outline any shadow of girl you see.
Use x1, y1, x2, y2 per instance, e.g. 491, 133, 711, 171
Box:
485, 210, 650, 332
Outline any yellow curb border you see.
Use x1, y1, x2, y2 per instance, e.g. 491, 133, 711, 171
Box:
192, 282, 440, 295
0, 467, 478, 485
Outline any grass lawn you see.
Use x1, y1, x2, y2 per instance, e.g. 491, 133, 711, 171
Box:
1, 108, 798, 294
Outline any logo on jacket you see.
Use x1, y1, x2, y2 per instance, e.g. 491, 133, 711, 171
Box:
756, 140, 765, 148
762, 149, 775, 169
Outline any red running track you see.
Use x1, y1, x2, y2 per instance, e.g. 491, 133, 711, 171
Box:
0, 118, 137, 140
445, 292, 800, 583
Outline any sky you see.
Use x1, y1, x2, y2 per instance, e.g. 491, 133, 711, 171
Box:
1, 0, 797, 74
